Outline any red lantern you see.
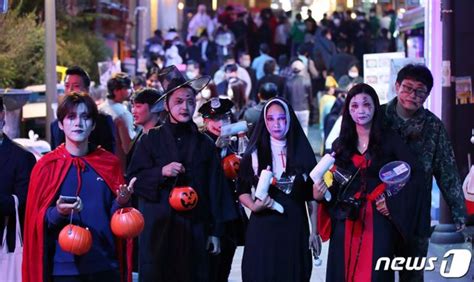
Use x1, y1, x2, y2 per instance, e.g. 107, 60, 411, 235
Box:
169, 186, 198, 211
110, 207, 145, 239
58, 224, 92, 255
222, 153, 241, 180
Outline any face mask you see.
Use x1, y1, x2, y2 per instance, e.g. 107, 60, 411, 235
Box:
186, 71, 197, 79
227, 87, 234, 99
240, 60, 251, 68
201, 88, 211, 99
348, 71, 359, 78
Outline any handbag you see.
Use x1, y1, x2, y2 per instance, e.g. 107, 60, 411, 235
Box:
0, 195, 23, 282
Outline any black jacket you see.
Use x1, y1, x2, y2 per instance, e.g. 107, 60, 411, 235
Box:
0, 136, 36, 252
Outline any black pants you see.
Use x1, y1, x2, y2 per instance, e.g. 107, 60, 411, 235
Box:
209, 237, 237, 282
52, 269, 120, 282
395, 236, 429, 282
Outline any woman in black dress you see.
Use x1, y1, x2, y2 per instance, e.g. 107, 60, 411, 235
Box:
237, 97, 318, 282
314, 83, 420, 282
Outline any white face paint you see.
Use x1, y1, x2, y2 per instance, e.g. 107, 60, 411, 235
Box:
59, 103, 95, 145
265, 103, 287, 140
349, 93, 375, 127
165, 88, 196, 123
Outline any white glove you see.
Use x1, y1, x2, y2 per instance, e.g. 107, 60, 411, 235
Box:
206, 236, 221, 255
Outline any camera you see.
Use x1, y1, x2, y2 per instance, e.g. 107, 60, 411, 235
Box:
337, 197, 364, 221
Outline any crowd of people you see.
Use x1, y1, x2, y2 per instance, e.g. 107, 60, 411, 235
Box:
0, 4, 468, 282
141, 3, 400, 150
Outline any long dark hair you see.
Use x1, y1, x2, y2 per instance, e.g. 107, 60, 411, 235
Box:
229, 78, 247, 111
334, 83, 383, 163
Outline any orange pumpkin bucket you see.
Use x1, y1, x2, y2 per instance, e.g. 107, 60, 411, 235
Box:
110, 207, 145, 239
169, 186, 198, 211
58, 224, 93, 255
222, 153, 241, 180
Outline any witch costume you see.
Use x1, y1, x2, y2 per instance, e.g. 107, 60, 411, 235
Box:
126, 66, 237, 282
318, 130, 421, 282
237, 98, 317, 282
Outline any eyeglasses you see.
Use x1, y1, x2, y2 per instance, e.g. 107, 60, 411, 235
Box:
400, 84, 428, 99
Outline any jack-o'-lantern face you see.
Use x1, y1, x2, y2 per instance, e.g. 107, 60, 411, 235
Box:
181, 190, 197, 208
222, 153, 241, 180
169, 186, 199, 211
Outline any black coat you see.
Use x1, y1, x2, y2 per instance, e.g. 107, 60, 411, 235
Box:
236, 98, 317, 281
127, 121, 237, 282
256, 74, 286, 97
0, 136, 36, 252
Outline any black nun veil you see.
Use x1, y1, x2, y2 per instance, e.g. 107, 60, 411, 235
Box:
236, 97, 317, 282
241, 97, 317, 183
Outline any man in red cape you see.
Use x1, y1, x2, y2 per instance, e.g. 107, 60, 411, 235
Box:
23, 93, 134, 282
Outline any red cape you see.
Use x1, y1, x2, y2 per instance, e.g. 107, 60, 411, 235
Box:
22, 145, 132, 282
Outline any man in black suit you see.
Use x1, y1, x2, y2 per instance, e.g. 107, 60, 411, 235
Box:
0, 96, 36, 253
238, 52, 258, 103
198, 30, 219, 75
50, 66, 116, 152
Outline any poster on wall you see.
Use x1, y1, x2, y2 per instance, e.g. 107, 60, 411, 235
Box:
442, 60, 451, 87
98, 60, 122, 86
406, 36, 424, 58
455, 76, 473, 105
363, 52, 405, 104
388, 57, 425, 102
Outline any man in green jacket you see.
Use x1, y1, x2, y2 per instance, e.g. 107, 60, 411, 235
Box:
381, 64, 466, 281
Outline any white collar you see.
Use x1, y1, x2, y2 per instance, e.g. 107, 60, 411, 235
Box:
270, 136, 286, 147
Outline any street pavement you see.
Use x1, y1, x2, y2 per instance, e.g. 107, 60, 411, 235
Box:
229, 243, 330, 282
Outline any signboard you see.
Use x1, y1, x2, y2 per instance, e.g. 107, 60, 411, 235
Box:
442, 60, 451, 87
98, 60, 122, 86
363, 52, 405, 104
455, 76, 473, 105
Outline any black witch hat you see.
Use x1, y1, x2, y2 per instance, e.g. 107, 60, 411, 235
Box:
151, 65, 211, 112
